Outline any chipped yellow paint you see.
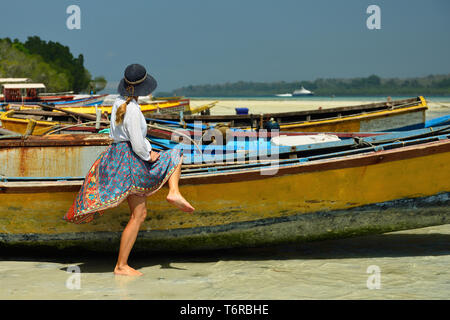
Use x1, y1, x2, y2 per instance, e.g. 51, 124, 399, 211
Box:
0, 111, 57, 135
1, 149, 449, 235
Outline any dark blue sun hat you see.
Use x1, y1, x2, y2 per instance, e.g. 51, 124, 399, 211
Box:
117, 63, 157, 97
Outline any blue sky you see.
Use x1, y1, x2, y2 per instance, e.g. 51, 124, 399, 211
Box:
1, 0, 449, 92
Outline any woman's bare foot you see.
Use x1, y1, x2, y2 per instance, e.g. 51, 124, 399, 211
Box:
167, 192, 195, 212
114, 264, 143, 276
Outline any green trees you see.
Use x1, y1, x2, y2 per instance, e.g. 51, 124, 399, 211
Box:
0, 36, 104, 93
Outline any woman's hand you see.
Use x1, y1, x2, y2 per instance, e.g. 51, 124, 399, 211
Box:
150, 150, 160, 162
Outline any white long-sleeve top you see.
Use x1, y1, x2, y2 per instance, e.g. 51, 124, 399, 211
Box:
109, 96, 152, 161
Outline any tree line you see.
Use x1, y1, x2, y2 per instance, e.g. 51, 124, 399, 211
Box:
162, 74, 450, 97
0, 36, 106, 93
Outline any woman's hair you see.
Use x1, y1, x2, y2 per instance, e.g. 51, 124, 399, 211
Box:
115, 95, 134, 125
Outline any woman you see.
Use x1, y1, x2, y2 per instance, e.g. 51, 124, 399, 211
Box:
64, 64, 194, 276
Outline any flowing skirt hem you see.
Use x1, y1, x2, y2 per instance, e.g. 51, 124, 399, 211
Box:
64, 149, 182, 224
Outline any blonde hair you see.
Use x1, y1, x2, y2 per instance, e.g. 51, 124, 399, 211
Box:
115, 96, 134, 125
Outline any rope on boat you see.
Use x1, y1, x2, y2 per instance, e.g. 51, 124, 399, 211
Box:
352, 137, 374, 148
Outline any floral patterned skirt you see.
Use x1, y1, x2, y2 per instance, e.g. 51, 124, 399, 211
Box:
64, 142, 182, 224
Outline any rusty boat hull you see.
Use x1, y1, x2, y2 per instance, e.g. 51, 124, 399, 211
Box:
0, 130, 449, 252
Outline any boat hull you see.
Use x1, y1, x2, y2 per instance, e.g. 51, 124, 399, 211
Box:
1, 138, 449, 252
1, 192, 447, 252
146, 96, 428, 133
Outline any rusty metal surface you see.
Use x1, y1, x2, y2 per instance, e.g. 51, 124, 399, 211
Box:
0, 134, 111, 177
0, 133, 112, 148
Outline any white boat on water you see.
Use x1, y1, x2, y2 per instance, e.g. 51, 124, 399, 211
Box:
292, 86, 314, 96
275, 86, 314, 97
275, 93, 293, 97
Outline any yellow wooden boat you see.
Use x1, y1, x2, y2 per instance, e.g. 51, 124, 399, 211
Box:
57, 99, 218, 116
15, 98, 188, 116
0, 110, 101, 135
0, 110, 64, 135
146, 96, 428, 132
0, 101, 219, 136
67, 99, 190, 116
0, 128, 449, 252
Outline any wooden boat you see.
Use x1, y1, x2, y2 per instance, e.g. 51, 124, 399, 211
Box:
51, 94, 108, 107
0, 101, 218, 136
0, 126, 449, 252
146, 113, 450, 164
146, 126, 384, 164
0, 107, 106, 135
14, 94, 108, 109
59, 98, 190, 116
15, 98, 216, 117
146, 96, 428, 132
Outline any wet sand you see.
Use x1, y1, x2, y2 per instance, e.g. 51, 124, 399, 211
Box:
1, 98, 449, 300
1, 224, 449, 300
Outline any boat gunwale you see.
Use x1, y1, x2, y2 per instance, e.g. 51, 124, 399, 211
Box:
271, 105, 427, 129
0, 133, 112, 148
145, 97, 424, 121
1, 136, 449, 193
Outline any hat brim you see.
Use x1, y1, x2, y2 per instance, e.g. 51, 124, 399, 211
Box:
117, 74, 157, 97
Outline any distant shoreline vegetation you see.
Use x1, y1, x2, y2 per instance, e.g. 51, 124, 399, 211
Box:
0, 36, 106, 93
156, 74, 450, 97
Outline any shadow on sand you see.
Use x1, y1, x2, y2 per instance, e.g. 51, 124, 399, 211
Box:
1, 231, 449, 274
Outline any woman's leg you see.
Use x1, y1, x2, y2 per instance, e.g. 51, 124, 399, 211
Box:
166, 159, 195, 212
114, 194, 147, 276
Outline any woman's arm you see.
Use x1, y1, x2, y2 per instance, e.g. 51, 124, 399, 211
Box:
123, 105, 152, 161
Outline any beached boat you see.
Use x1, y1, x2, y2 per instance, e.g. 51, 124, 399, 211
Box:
0, 100, 218, 136
146, 126, 385, 164
22, 98, 193, 117
51, 94, 108, 107
145, 112, 450, 164
15, 94, 108, 109
146, 96, 428, 132
0, 126, 449, 252
0, 107, 107, 135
